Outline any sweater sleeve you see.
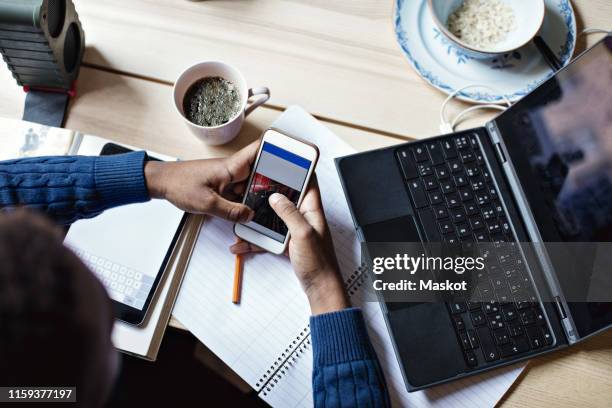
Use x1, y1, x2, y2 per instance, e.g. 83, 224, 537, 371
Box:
0, 152, 150, 224
310, 308, 391, 408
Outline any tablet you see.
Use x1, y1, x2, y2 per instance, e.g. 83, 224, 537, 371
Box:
65, 143, 187, 326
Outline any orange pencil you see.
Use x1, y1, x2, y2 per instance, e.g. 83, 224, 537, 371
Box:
232, 253, 243, 304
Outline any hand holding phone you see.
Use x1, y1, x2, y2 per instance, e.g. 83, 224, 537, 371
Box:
233, 179, 350, 315
234, 128, 319, 254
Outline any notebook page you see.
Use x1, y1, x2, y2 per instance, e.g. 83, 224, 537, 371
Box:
261, 337, 314, 407
174, 217, 311, 388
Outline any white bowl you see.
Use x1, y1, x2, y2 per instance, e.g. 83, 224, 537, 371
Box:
427, 0, 545, 59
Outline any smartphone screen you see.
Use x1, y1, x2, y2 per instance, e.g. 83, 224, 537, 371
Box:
243, 141, 312, 242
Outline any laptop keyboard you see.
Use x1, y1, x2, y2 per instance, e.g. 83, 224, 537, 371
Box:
396, 133, 554, 368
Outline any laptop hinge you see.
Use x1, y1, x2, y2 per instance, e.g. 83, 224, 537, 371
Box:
486, 121, 502, 144
555, 296, 578, 343
554, 296, 567, 319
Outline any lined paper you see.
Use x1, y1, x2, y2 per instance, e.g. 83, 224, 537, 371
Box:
174, 106, 526, 407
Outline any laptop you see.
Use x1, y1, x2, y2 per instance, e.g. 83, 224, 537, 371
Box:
336, 35, 612, 391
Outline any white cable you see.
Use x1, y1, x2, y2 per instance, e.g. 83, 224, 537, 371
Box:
579, 28, 609, 36
439, 84, 511, 133
438, 28, 609, 133
451, 104, 507, 130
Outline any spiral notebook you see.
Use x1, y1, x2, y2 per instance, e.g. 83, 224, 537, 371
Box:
173, 106, 526, 407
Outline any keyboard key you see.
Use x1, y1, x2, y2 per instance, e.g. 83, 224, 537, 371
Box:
542, 326, 553, 345
471, 311, 486, 326
453, 315, 465, 330
520, 309, 537, 325
468, 301, 481, 311
488, 185, 498, 199
441, 180, 455, 194
526, 326, 544, 349
418, 163, 433, 177
507, 322, 524, 337
442, 139, 457, 159
476, 192, 491, 206
487, 313, 504, 329
427, 142, 445, 165
465, 202, 479, 216
469, 133, 479, 148
502, 304, 518, 321
500, 216, 511, 234
449, 160, 462, 173
457, 223, 471, 238
467, 329, 479, 348
439, 220, 455, 235
534, 307, 546, 324
493, 201, 505, 216
515, 300, 532, 310
476, 151, 485, 165
466, 164, 480, 177
465, 350, 478, 367
454, 135, 470, 150
487, 221, 501, 235
513, 335, 531, 353
508, 278, 523, 294
483, 301, 500, 314
495, 288, 512, 303
407, 179, 429, 208
459, 189, 473, 202
435, 164, 450, 179
475, 232, 488, 242
491, 276, 505, 291
460, 151, 475, 163
445, 193, 461, 208
429, 190, 444, 205
482, 168, 492, 182
451, 208, 467, 223
450, 302, 466, 314
459, 331, 471, 349
412, 146, 429, 162
444, 233, 459, 245
481, 205, 495, 221
492, 328, 510, 345
434, 205, 449, 219
471, 177, 486, 191
499, 341, 523, 358
454, 173, 468, 186
469, 216, 484, 230
423, 176, 438, 190
476, 327, 500, 362
478, 283, 495, 302
397, 149, 419, 180
417, 208, 441, 242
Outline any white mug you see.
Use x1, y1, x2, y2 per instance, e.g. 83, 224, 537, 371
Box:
173, 61, 270, 145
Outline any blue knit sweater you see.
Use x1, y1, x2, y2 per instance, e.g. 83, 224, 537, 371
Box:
0, 152, 390, 407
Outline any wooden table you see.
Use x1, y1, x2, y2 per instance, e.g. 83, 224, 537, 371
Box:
1, 1, 610, 406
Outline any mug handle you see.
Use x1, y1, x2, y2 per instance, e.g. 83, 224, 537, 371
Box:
245, 87, 271, 117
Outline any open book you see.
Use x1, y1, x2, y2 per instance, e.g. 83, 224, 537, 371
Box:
173, 106, 526, 407
0, 117, 200, 361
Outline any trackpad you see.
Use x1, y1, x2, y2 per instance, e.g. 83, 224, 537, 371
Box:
388, 303, 466, 388
362, 215, 420, 243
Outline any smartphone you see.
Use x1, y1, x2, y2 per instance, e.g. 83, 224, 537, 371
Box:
234, 128, 319, 254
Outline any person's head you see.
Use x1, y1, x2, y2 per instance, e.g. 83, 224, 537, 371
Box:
0, 210, 119, 407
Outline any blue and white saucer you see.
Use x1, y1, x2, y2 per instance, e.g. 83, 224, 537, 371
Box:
394, 0, 576, 103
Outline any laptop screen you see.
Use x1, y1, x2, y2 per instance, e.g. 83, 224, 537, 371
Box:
495, 36, 612, 337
